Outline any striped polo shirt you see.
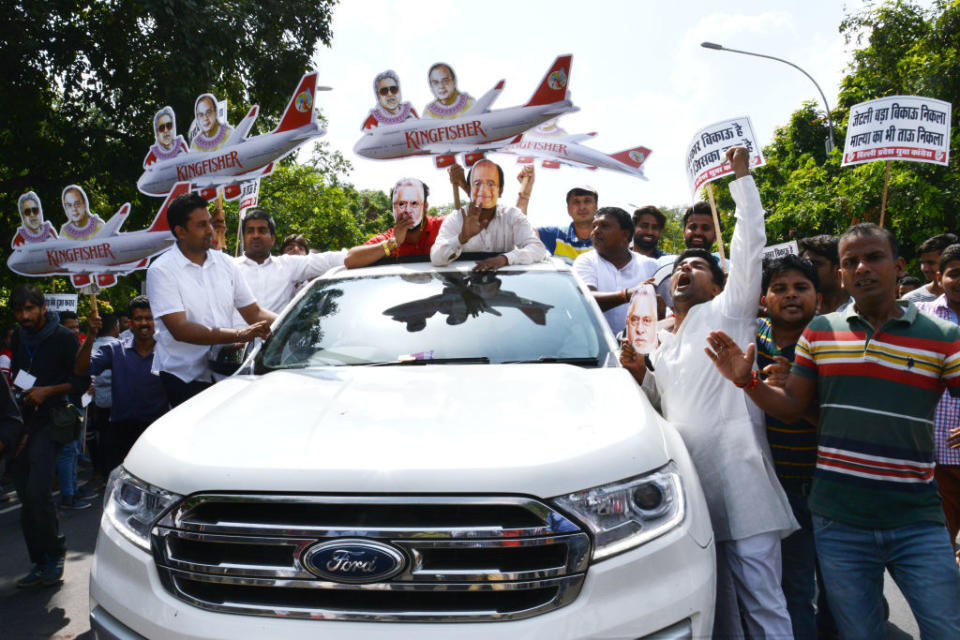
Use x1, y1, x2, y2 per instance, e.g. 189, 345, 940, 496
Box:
793, 301, 960, 528
537, 223, 593, 264
756, 318, 817, 491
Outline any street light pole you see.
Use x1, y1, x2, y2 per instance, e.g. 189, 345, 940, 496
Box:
701, 41, 836, 153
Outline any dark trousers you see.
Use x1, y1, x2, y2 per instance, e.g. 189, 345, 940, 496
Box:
9, 427, 65, 564
160, 372, 212, 408
100, 419, 152, 473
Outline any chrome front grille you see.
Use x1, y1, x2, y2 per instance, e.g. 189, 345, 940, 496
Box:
152, 494, 591, 622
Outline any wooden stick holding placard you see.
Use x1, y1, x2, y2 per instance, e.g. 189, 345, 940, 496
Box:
516, 170, 533, 215
879, 160, 891, 228
705, 183, 728, 273
452, 183, 461, 212
87, 294, 99, 321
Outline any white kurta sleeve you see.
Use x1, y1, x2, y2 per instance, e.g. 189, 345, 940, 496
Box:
430, 210, 466, 266
286, 250, 347, 281
502, 208, 549, 265
718, 175, 765, 318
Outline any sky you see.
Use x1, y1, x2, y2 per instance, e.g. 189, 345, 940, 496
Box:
303, 0, 923, 230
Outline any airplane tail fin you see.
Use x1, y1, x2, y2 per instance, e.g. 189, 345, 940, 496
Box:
610, 145, 652, 168
525, 55, 572, 107
147, 182, 191, 233
274, 72, 319, 133
96, 203, 131, 237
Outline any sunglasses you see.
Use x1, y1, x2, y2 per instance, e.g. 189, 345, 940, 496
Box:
22, 207, 40, 215
378, 85, 400, 96
157, 122, 173, 132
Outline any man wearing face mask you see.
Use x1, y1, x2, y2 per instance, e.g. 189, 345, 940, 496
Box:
345, 178, 445, 268
430, 159, 547, 271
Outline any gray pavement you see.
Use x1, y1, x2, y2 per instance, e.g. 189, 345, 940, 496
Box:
0, 484, 925, 639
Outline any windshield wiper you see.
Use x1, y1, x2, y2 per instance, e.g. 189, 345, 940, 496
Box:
368, 356, 491, 366
503, 356, 600, 366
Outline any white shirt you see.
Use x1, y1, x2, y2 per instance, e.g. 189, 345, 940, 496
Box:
146, 246, 256, 383
647, 176, 797, 542
234, 251, 346, 318
430, 205, 548, 266
572, 250, 658, 334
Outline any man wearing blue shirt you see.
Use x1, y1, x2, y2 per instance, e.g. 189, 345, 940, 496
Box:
536, 184, 597, 264
74, 296, 169, 472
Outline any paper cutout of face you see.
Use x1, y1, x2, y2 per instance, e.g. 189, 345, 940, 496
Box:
429, 64, 456, 102
469, 161, 500, 209
376, 74, 402, 114
626, 284, 658, 354
154, 107, 177, 149
392, 180, 425, 227
62, 185, 90, 225
195, 94, 219, 136
18, 192, 44, 232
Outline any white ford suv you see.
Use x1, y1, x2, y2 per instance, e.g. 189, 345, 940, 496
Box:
89, 258, 715, 639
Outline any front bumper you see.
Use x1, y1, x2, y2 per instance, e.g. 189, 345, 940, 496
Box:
91, 505, 714, 640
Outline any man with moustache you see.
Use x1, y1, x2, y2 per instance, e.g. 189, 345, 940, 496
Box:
362, 70, 418, 130
345, 178, 445, 268
13, 192, 58, 247
431, 159, 547, 271
143, 106, 188, 167
572, 207, 658, 334
621, 147, 797, 639
74, 296, 168, 472
707, 223, 960, 638
632, 206, 669, 259
235, 208, 345, 315
423, 63, 475, 119
146, 193, 275, 407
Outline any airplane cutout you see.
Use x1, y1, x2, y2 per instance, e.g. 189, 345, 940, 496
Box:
497, 128, 652, 179
8, 183, 190, 289
353, 55, 579, 167
137, 72, 328, 201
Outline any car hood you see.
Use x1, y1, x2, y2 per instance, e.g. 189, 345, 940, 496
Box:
127, 365, 672, 498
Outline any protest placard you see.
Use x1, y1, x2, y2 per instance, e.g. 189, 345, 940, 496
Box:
841, 95, 951, 167
626, 285, 658, 355
761, 240, 799, 262
44, 293, 78, 314
685, 116, 765, 198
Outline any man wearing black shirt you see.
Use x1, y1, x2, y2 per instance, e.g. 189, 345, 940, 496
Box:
8, 285, 83, 588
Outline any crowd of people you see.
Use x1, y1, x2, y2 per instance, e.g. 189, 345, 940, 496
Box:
1, 148, 959, 638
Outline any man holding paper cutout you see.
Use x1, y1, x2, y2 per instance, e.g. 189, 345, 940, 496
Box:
345, 178, 445, 268
622, 147, 797, 639
573, 207, 658, 334
431, 159, 547, 270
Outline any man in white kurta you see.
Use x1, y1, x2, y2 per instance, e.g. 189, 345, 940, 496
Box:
233, 209, 346, 322
431, 160, 547, 270
636, 148, 797, 639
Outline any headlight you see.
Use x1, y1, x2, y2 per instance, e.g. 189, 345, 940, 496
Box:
104, 467, 181, 552
552, 462, 685, 560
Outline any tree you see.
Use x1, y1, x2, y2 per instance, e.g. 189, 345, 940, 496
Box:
708, 0, 960, 271
0, 0, 338, 322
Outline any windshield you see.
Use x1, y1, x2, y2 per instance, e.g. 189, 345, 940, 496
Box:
255, 269, 612, 370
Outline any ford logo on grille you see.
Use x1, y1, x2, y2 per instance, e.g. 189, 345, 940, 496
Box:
302, 539, 406, 584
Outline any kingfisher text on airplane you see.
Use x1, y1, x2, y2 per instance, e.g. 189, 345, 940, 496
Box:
175, 151, 243, 182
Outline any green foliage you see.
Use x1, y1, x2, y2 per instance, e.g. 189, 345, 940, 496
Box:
0, 0, 338, 325
709, 0, 960, 275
